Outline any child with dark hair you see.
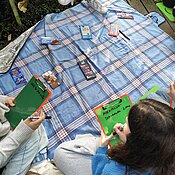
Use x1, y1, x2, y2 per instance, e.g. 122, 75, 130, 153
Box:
54, 84, 175, 175
95, 99, 175, 175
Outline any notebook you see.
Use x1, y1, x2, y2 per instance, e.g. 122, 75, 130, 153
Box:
94, 94, 132, 147
5, 75, 52, 128
94, 86, 160, 147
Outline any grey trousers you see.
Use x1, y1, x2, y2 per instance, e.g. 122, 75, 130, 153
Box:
53, 134, 100, 175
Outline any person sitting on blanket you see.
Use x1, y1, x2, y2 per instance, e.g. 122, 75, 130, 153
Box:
0, 95, 48, 175
53, 82, 175, 175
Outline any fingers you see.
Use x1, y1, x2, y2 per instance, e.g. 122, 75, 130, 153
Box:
27, 110, 45, 123
24, 110, 45, 130
113, 123, 123, 132
32, 110, 45, 123
169, 82, 175, 90
114, 127, 123, 136
100, 122, 127, 146
101, 130, 105, 137
113, 123, 127, 143
39, 110, 45, 120
170, 83, 175, 92
6, 97, 15, 107
168, 82, 175, 102
9, 97, 15, 106
107, 133, 115, 140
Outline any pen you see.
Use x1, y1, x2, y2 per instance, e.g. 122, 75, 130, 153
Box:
28, 116, 52, 120
113, 124, 125, 135
119, 30, 130, 40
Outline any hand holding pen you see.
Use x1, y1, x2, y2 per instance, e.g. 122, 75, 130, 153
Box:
28, 115, 52, 120
113, 123, 127, 143
24, 110, 45, 130
99, 124, 126, 147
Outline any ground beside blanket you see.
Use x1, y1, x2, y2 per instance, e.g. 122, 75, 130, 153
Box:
0, 0, 81, 50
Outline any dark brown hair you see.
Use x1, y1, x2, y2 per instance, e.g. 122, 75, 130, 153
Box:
107, 99, 175, 175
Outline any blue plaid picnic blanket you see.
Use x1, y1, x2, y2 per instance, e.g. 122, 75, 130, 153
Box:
0, 0, 175, 159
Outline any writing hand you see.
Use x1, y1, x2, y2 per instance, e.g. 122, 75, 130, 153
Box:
5, 96, 15, 107
113, 123, 127, 143
24, 110, 45, 130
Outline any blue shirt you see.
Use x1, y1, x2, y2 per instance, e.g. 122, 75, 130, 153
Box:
92, 146, 154, 175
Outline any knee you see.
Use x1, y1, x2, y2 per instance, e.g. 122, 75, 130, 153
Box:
53, 146, 66, 167
33, 125, 48, 145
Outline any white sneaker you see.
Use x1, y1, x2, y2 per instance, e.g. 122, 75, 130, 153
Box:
29, 160, 64, 175
86, 0, 111, 14
58, 0, 74, 5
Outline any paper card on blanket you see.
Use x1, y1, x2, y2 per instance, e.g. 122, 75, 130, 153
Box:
94, 94, 132, 147
5, 75, 52, 128
42, 71, 61, 89
80, 25, 92, 40
9, 67, 27, 85
78, 59, 96, 80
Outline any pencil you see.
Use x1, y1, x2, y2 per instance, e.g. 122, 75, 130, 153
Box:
119, 30, 130, 40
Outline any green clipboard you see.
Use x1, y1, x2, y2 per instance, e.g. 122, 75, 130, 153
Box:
5, 75, 52, 128
94, 94, 132, 147
94, 86, 160, 147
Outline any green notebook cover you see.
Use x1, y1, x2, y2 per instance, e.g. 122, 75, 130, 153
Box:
156, 2, 175, 22
5, 75, 52, 128
94, 86, 160, 147
94, 94, 132, 147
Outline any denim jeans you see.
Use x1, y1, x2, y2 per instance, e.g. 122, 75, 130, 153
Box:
2, 125, 48, 175
146, 90, 171, 106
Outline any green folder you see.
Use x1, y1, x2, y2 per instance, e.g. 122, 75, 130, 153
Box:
94, 86, 160, 147
94, 94, 132, 147
5, 75, 52, 128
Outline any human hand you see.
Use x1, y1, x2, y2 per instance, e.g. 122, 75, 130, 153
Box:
167, 81, 175, 102
24, 110, 45, 130
113, 123, 127, 143
5, 96, 15, 107
99, 130, 114, 147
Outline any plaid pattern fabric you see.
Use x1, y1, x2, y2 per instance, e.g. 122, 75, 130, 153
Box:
0, 0, 175, 159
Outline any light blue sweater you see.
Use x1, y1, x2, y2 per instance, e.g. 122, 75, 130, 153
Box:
0, 95, 33, 168
92, 146, 154, 175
